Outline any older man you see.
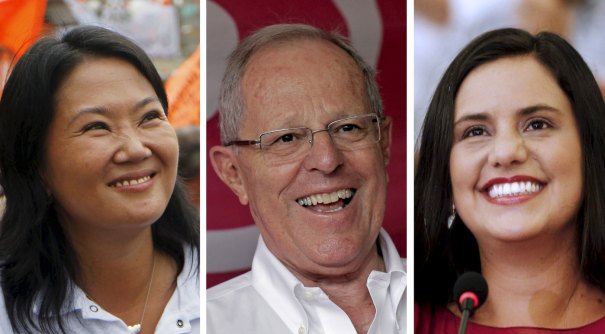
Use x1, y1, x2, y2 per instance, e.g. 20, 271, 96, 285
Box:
208, 24, 406, 334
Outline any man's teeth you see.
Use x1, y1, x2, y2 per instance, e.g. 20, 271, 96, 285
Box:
297, 189, 353, 207
488, 181, 542, 198
112, 175, 151, 188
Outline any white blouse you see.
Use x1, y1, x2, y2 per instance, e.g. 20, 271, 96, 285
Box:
0, 246, 199, 333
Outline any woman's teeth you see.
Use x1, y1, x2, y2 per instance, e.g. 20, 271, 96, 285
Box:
297, 189, 353, 207
111, 175, 151, 188
488, 181, 542, 198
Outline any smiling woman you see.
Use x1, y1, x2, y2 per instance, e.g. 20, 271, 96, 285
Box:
415, 28, 605, 332
0, 26, 199, 334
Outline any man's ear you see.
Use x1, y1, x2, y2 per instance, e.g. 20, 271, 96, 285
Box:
380, 116, 393, 166
209, 145, 249, 205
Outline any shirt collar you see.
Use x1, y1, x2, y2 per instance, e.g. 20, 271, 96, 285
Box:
33, 245, 200, 319
251, 235, 307, 333
372, 229, 407, 330
251, 228, 406, 332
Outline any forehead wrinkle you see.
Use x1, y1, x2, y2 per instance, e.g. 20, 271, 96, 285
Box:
241, 40, 368, 132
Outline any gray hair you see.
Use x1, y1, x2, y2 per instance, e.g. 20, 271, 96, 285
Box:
218, 23, 384, 145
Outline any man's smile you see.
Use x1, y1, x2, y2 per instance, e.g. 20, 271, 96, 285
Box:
296, 188, 356, 212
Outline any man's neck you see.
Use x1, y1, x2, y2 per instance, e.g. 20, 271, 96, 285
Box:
291, 244, 386, 334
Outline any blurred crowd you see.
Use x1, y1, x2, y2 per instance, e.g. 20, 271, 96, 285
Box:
414, 0, 605, 145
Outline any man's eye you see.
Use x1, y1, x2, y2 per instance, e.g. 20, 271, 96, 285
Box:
339, 123, 361, 132
279, 134, 294, 142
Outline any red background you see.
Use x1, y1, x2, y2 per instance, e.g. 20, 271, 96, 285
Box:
207, 0, 406, 287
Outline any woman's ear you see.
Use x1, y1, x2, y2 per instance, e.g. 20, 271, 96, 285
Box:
209, 145, 249, 205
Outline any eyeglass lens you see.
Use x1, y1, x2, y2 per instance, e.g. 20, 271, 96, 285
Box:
259, 114, 381, 164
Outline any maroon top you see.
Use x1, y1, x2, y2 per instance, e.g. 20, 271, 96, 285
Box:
415, 303, 605, 334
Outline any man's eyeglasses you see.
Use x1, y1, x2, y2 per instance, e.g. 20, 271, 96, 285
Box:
225, 113, 384, 164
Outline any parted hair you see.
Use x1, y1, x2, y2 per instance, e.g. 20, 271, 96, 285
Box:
415, 28, 605, 305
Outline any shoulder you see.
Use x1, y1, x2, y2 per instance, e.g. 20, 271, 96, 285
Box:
415, 303, 459, 334
207, 271, 253, 302
154, 245, 200, 333
582, 313, 605, 332
206, 272, 290, 332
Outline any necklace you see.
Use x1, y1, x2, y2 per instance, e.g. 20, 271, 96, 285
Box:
127, 253, 156, 334
86, 254, 156, 334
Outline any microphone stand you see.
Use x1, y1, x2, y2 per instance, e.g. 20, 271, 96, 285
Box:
458, 298, 475, 334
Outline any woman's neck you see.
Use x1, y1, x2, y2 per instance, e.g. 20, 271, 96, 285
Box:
464, 232, 605, 328
66, 226, 177, 334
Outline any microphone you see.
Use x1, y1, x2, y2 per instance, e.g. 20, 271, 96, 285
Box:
453, 271, 488, 334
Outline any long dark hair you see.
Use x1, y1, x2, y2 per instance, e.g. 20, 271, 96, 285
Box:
415, 28, 605, 305
0, 26, 199, 333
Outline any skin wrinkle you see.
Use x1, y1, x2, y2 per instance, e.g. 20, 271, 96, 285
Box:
211, 36, 391, 333
44, 56, 180, 333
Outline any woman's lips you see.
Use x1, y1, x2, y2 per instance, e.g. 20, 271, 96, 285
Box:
481, 176, 545, 205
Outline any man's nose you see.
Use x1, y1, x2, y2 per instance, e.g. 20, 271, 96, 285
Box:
302, 130, 343, 173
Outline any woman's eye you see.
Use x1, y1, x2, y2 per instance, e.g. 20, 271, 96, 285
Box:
526, 119, 551, 131
81, 122, 109, 132
463, 127, 487, 138
140, 111, 164, 124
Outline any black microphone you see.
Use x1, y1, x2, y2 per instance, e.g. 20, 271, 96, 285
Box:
453, 271, 488, 334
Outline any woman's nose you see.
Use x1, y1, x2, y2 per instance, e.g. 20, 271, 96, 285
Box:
113, 131, 152, 163
487, 130, 528, 168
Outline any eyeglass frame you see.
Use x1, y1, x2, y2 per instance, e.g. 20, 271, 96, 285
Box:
224, 113, 385, 151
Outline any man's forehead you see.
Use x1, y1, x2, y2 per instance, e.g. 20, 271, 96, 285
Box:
237, 38, 368, 132
243, 38, 360, 81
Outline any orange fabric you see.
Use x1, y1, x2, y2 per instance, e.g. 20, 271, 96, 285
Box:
0, 0, 47, 57
165, 46, 200, 128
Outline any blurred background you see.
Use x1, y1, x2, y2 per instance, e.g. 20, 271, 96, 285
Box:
0, 0, 201, 207
414, 0, 605, 146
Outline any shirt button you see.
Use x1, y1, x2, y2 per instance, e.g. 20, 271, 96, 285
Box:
176, 319, 184, 328
298, 326, 306, 334
89, 305, 98, 312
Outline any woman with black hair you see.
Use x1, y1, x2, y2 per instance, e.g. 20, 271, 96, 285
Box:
415, 28, 605, 332
0, 26, 199, 333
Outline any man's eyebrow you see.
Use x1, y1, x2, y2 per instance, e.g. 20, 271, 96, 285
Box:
68, 96, 160, 126
453, 104, 562, 126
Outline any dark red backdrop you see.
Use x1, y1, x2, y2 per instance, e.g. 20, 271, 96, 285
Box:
206, 0, 406, 288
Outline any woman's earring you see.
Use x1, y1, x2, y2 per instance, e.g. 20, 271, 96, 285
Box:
447, 204, 456, 229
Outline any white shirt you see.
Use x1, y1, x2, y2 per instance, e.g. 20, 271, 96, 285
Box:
207, 229, 407, 334
0, 247, 200, 333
